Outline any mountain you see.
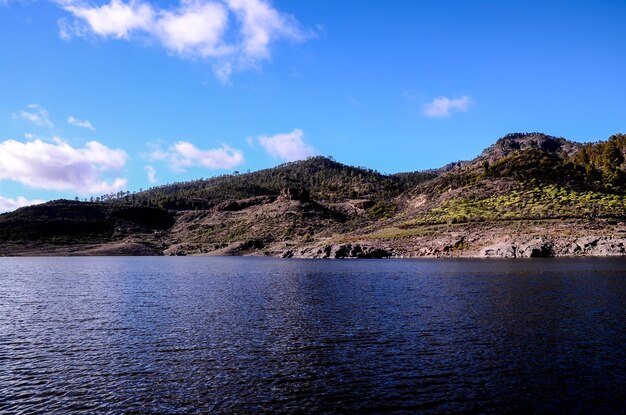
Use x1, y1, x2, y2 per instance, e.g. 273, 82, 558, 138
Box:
1, 132, 625, 258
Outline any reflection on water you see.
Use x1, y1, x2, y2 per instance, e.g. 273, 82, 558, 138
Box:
1, 257, 625, 413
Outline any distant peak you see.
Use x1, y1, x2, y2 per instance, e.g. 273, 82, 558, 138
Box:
500, 132, 556, 141
481, 132, 581, 160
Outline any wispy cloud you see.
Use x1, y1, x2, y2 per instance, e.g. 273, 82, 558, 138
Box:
422, 95, 472, 118
255, 128, 315, 162
67, 116, 96, 131
15, 104, 53, 127
0, 195, 45, 214
149, 141, 244, 172
63, 0, 154, 39
227, 0, 307, 60
0, 137, 128, 194
58, 0, 311, 82
145, 165, 157, 183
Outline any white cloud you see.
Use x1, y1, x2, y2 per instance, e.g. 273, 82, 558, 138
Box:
422, 95, 471, 118
0, 196, 45, 214
64, 0, 154, 39
227, 0, 306, 62
256, 128, 314, 162
16, 104, 53, 127
150, 141, 244, 171
68, 115, 96, 131
145, 165, 157, 183
155, 1, 231, 58
59, 0, 309, 81
0, 137, 128, 194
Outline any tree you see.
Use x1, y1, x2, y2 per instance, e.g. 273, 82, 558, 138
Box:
602, 140, 625, 186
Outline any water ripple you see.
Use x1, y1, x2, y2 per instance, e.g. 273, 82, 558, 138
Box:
0, 257, 625, 413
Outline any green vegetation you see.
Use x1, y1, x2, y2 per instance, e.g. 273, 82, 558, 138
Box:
117, 156, 436, 210
402, 134, 626, 226
1, 132, 625, 253
403, 185, 626, 226
0, 201, 174, 244
368, 200, 398, 219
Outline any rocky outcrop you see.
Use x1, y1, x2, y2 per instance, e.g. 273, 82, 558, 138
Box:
518, 238, 554, 257
481, 236, 626, 258
479, 133, 582, 161
565, 236, 625, 256
481, 243, 518, 258
481, 238, 554, 258
284, 243, 394, 259
279, 187, 310, 201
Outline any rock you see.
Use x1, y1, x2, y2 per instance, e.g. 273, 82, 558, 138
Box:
241, 239, 264, 250
574, 236, 599, 251
562, 237, 626, 256
481, 243, 517, 258
323, 245, 332, 258
359, 247, 393, 258
279, 187, 309, 201
517, 238, 554, 258
481, 238, 553, 258
349, 245, 363, 257
333, 244, 352, 258
590, 238, 625, 256
332, 244, 393, 259
569, 243, 582, 254
348, 199, 374, 210
290, 243, 393, 259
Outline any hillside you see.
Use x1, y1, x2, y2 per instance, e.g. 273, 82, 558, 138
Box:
1, 132, 625, 258
121, 156, 436, 210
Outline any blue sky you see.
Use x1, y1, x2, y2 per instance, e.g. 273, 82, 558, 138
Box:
1, 0, 625, 211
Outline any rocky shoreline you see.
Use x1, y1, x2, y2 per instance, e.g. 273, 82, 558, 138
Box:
274, 235, 626, 259
3, 220, 625, 259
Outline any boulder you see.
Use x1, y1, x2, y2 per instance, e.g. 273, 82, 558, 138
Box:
517, 238, 554, 257
481, 243, 517, 258
590, 238, 625, 256
574, 236, 599, 251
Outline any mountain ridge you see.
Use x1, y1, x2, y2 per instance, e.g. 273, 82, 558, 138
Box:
1, 132, 625, 258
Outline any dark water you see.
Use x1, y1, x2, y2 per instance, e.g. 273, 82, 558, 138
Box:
1, 257, 625, 414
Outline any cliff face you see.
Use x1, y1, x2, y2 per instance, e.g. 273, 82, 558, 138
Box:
1, 132, 625, 258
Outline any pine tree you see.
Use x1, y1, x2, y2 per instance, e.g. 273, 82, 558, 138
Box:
602, 141, 625, 186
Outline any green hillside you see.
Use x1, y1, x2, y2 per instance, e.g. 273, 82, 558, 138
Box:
1, 132, 625, 256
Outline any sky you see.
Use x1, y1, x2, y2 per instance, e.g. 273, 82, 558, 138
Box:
1, 0, 625, 212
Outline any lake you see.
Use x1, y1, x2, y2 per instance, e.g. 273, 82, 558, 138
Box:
1, 257, 625, 414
